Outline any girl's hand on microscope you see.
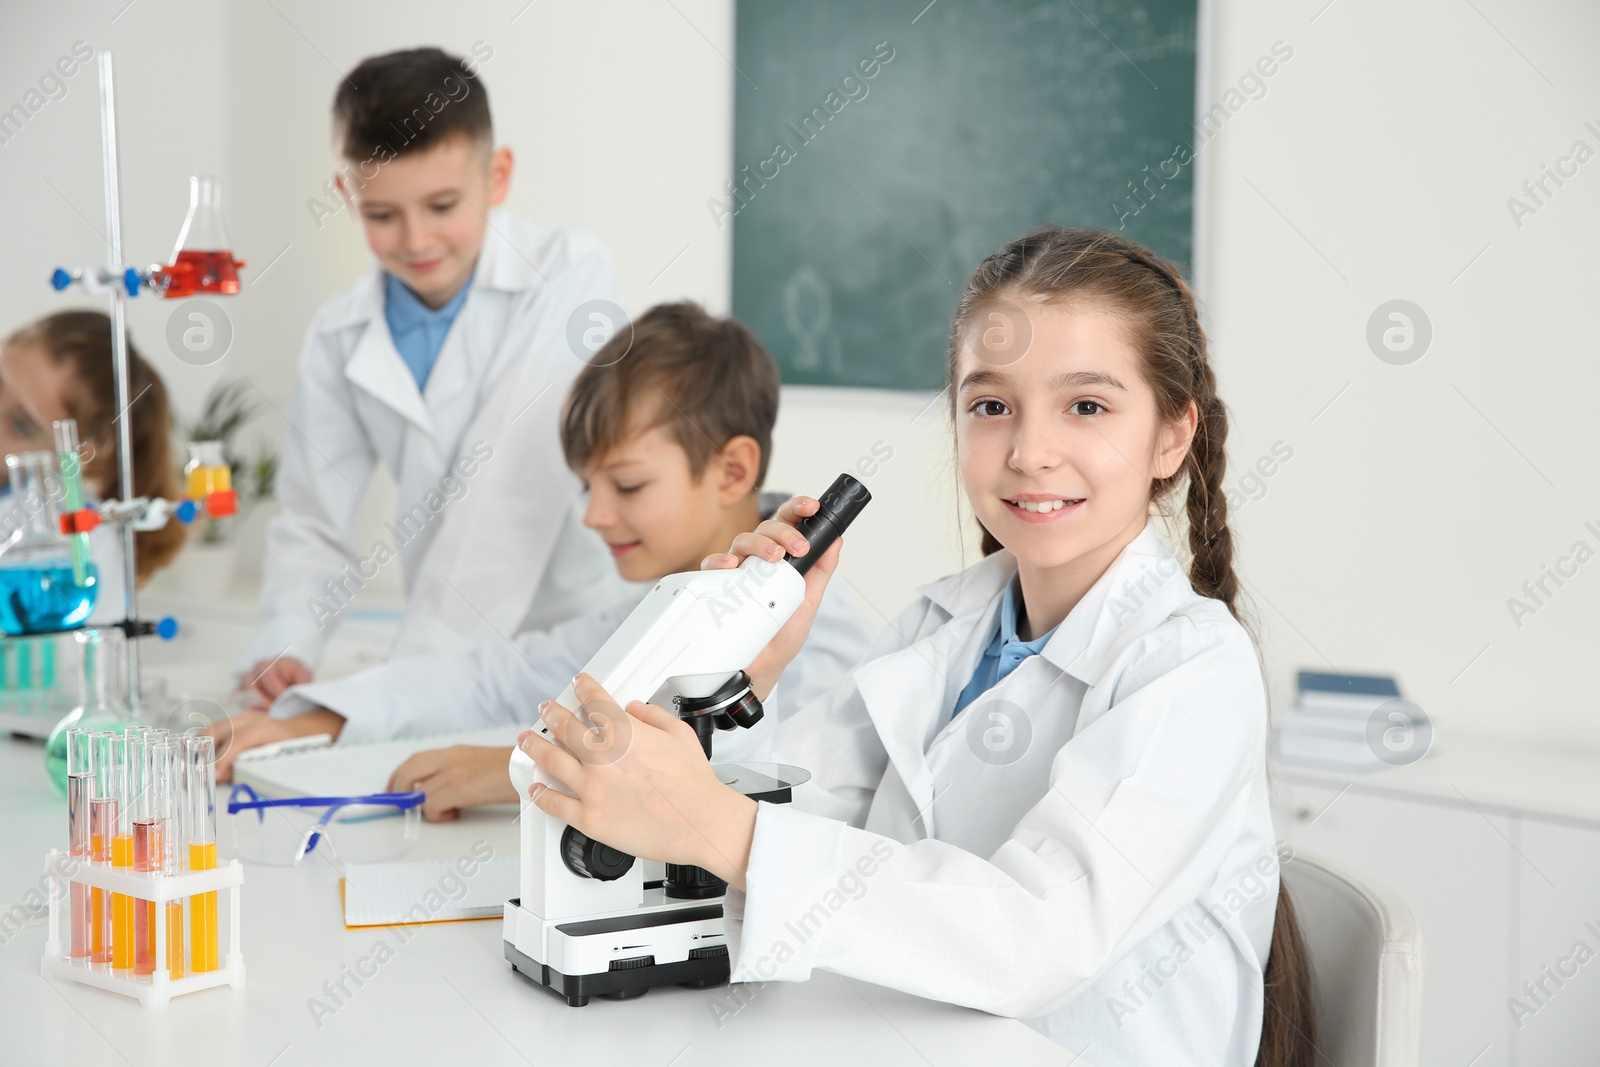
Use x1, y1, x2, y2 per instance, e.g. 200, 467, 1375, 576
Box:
518, 673, 757, 890
700, 493, 842, 704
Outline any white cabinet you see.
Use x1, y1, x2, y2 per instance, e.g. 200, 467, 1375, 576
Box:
1272, 739, 1600, 1067
1277, 780, 1512, 1067
1510, 819, 1600, 1064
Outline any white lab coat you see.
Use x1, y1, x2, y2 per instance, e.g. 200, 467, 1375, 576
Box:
269, 494, 882, 762
724, 523, 1277, 1066
238, 210, 627, 675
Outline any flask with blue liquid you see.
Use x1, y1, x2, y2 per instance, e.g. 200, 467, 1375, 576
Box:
0, 449, 97, 635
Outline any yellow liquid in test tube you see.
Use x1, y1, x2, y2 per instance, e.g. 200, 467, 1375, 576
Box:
110, 834, 133, 970
166, 901, 185, 979
190, 841, 218, 972
186, 464, 231, 499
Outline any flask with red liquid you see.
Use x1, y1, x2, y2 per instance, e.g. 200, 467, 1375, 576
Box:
155, 175, 245, 298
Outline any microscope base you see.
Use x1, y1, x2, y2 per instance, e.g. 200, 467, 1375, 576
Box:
503, 894, 732, 1007
505, 938, 728, 1007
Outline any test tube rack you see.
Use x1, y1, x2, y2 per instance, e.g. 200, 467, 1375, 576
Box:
39, 849, 245, 1008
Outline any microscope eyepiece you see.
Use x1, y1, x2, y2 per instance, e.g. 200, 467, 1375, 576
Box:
787, 473, 871, 576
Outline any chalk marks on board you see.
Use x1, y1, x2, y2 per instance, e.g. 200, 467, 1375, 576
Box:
782, 265, 841, 375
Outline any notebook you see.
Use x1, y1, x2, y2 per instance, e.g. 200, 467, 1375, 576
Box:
1294, 670, 1402, 717
233, 725, 519, 798
341, 856, 520, 927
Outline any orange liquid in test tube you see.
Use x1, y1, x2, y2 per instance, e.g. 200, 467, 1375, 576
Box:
89, 883, 104, 959
110, 834, 133, 970
166, 901, 186, 979
190, 841, 218, 972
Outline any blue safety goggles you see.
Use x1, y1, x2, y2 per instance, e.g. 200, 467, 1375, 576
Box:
227, 784, 424, 867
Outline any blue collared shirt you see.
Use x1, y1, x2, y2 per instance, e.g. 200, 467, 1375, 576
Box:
952, 576, 1058, 718
383, 270, 473, 391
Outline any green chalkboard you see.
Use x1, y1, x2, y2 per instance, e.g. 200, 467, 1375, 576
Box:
729, 0, 1197, 390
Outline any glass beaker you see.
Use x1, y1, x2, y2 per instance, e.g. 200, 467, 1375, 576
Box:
45, 627, 134, 796
157, 175, 244, 297
184, 441, 232, 499
0, 451, 97, 636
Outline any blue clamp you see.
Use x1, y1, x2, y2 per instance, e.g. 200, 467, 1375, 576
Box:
122, 268, 141, 297
156, 617, 179, 641
174, 499, 198, 524
50, 268, 72, 291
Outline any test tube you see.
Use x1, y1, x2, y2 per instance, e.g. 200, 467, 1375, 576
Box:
163, 739, 187, 979
109, 734, 134, 970
54, 420, 93, 587
89, 731, 117, 965
133, 736, 165, 975
66, 728, 93, 958
186, 735, 218, 973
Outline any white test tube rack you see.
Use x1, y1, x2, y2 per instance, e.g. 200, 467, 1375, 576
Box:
39, 849, 246, 1008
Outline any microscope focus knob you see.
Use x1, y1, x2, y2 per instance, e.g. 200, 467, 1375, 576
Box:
724, 688, 763, 729
677, 671, 764, 730
560, 825, 634, 882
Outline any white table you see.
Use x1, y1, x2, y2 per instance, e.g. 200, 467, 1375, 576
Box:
0, 639, 1080, 1065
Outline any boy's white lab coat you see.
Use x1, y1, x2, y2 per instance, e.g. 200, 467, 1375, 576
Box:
239, 210, 626, 675
270, 512, 879, 760
725, 523, 1277, 1066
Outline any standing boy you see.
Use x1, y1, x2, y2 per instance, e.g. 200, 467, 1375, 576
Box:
239, 47, 626, 699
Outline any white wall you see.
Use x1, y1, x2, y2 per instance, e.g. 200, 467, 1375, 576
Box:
0, 0, 233, 424
5, 0, 1597, 754
1197, 0, 1600, 751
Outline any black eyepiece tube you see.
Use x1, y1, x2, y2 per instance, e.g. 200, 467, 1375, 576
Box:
787, 474, 872, 576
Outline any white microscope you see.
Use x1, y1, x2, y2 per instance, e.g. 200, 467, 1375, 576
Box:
504, 474, 870, 1005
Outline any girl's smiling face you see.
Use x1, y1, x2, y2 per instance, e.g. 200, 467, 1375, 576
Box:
955, 296, 1195, 592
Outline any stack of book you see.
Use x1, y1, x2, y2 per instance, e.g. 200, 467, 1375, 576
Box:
1273, 670, 1416, 772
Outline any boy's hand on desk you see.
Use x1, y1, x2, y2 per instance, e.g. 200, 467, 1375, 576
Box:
240, 656, 313, 701
387, 746, 518, 821
207, 708, 345, 783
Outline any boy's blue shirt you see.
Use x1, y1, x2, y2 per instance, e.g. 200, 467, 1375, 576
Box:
383, 267, 475, 391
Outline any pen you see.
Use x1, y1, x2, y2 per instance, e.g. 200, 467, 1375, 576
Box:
234, 733, 334, 763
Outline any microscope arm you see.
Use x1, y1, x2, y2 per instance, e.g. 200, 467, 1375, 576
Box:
508, 473, 870, 799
